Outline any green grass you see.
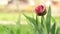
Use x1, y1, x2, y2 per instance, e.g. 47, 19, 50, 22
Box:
0, 24, 35, 34
0, 13, 35, 34
0, 13, 60, 34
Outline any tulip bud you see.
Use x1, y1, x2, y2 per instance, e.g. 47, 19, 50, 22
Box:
35, 5, 46, 16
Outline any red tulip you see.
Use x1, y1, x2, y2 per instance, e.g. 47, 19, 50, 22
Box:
35, 5, 46, 16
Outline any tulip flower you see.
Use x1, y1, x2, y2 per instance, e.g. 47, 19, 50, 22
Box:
35, 5, 46, 16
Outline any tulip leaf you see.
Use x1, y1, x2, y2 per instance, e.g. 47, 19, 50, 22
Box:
51, 16, 56, 23
46, 6, 51, 34
51, 17, 56, 34
56, 27, 60, 34
23, 14, 39, 34
23, 14, 36, 25
51, 23, 56, 34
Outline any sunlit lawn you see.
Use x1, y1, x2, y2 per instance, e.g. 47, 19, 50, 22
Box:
0, 13, 60, 22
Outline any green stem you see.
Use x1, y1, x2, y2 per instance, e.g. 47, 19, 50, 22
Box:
36, 14, 38, 26
35, 14, 40, 34
40, 16, 48, 34
41, 16, 44, 27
